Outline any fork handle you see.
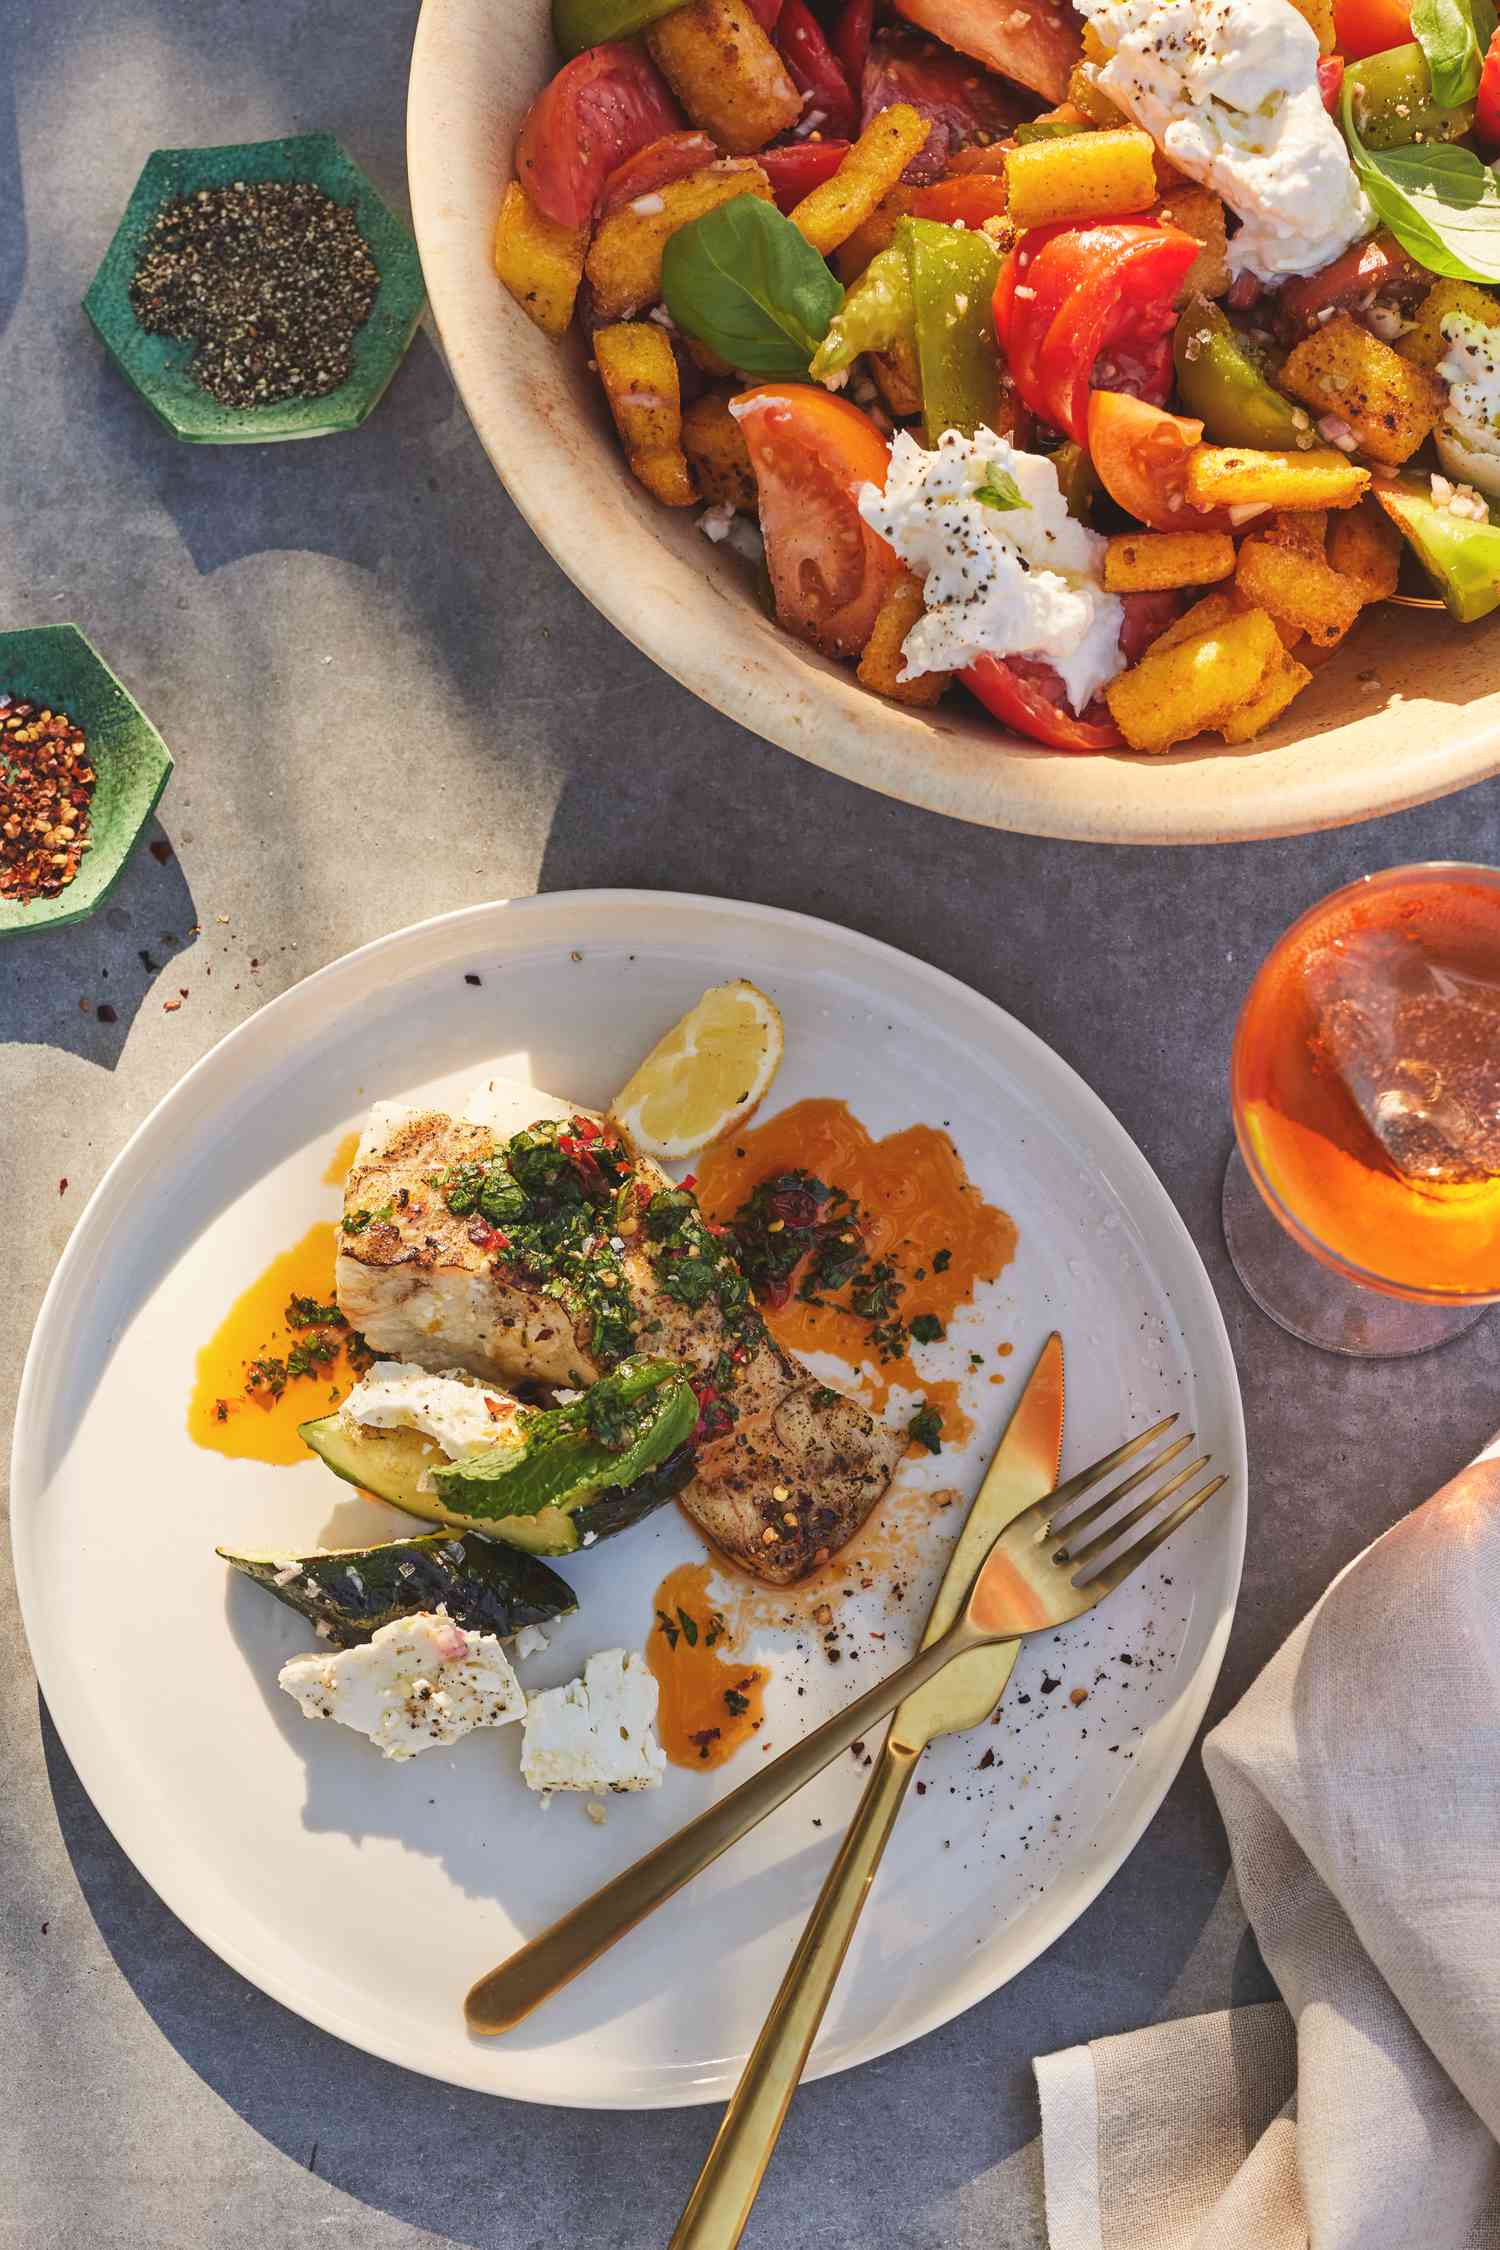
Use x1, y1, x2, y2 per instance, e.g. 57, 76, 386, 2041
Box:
465, 1625, 977, 2035
670, 1741, 919, 2250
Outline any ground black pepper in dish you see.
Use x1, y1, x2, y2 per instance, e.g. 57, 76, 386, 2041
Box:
128, 180, 380, 409
0, 697, 95, 902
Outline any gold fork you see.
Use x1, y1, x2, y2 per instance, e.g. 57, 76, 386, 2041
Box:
465, 1415, 1225, 2043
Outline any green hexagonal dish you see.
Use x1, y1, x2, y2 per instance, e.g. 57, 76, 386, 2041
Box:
0, 626, 174, 937
83, 133, 426, 443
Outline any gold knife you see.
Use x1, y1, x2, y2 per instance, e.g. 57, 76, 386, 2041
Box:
669, 1332, 1065, 2250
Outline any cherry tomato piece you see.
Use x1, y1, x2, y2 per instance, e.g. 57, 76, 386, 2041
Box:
860, 28, 1026, 180
1086, 392, 1234, 533
776, 0, 859, 138
516, 42, 682, 228
1332, 0, 1412, 59
994, 221, 1201, 445
963, 655, 1124, 752
831, 0, 875, 99
1477, 25, 1500, 145
732, 386, 902, 659
596, 129, 719, 219
757, 139, 853, 209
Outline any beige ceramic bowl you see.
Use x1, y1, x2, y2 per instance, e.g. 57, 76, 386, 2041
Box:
407, 0, 1500, 843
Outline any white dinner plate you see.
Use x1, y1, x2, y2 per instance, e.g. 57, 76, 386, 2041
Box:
13, 891, 1245, 2108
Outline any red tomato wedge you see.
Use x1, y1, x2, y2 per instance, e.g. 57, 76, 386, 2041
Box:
861, 28, 1027, 181
1476, 24, 1500, 143
596, 130, 719, 219
831, 0, 875, 98
907, 174, 1010, 226
745, 0, 786, 26
777, 0, 860, 136
994, 221, 1200, 446
757, 139, 852, 208
964, 655, 1123, 751
887, 0, 1080, 106
1332, 0, 1412, 57
962, 592, 1180, 753
732, 386, 901, 660
515, 42, 682, 228
1317, 54, 1345, 111
1086, 393, 1233, 533
1275, 229, 1427, 332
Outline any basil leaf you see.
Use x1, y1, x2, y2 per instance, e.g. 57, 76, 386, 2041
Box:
1342, 80, 1500, 278
1411, 0, 1482, 109
975, 470, 1027, 511
661, 195, 844, 376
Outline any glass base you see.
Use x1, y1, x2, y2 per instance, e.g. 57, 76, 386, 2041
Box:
1221, 1147, 1492, 1360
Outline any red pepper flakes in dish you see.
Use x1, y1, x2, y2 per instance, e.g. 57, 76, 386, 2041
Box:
0, 697, 95, 903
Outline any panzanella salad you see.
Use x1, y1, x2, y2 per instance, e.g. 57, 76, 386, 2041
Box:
498, 0, 1500, 754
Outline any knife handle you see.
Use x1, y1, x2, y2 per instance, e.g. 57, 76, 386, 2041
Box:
669, 1741, 919, 2250
465, 1630, 968, 2036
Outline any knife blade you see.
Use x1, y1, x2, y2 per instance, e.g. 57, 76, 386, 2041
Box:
891, 1326, 1064, 1751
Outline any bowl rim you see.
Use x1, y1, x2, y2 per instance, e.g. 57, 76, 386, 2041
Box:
405, 0, 1500, 845
0, 624, 174, 938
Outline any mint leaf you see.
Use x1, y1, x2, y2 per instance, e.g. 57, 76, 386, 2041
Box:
974, 468, 1027, 512
1342, 80, 1500, 279
662, 195, 844, 376
1412, 0, 1483, 108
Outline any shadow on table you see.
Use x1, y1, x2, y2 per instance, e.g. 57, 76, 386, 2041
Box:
0, 65, 22, 349
40, 1675, 1253, 2250
0, 821, 198, 1065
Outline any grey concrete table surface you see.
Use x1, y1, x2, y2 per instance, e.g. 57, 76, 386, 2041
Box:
2, 4, 1497, 2246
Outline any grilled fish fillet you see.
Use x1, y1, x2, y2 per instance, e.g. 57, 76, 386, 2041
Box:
335, 1080, 903, 1583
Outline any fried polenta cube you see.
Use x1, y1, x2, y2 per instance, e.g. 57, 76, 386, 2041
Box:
681, 389, 756, 510
1103, 530, 1236, 592
1004, 127, 1158, 228
1151, 184, 1230, 301
647, 0, 801, 155
594, 323, 695, 508
1326, 498, 1402, 603
791, 107, 932, 255
1235, 532, 1364, 645
1262, 509, 1328, 553
1184, 445, 1368, 512
586, 161, 773, 321
1280, 313, 1443, 466
1105, 606, 1281, 752
1154, 587, 1302, 652
1217, 646, 1314, 742
493, 181, 588, 339
858, 570, 946, 706
1285, 0, 1336, 47
1398, 278, 1500, 371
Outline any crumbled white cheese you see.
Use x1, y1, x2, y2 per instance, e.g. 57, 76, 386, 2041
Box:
520, 1649, 665, 1793
341, 1361, 525, 1463
1436, 313, 1500, 501
857, 427, 1124, 711
1430, 471, 1491, 523
511, 1623, 551, 1662
698, 500, 737, 543
1077, 0, 1370, 281
279, 1611, 525, 1761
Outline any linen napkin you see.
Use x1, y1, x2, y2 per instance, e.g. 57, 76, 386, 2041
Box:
1034, 1434, 1500, 2250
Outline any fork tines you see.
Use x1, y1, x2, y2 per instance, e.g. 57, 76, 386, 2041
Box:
1030, 1414, 1227, 1590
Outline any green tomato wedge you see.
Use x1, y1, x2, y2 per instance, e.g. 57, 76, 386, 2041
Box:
809, 245, 915, 382
1345, 43, 1474, 148
1373, 480, 1500, 620
1173, 298, 1311, 451
551, 0, 690, 59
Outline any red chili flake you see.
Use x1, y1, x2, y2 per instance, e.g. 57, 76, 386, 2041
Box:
681, 1173, 697, 1190
148, 839, 174, 865
163, 998, 182, 1013
58, 1178, 68, 1196
977, 1747, 995, 1770
0, 696, 95, 903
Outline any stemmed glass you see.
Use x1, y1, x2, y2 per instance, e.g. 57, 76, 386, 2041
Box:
1224, 862, 1500, 1358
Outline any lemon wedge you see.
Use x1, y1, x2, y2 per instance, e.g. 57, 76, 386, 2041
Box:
610, 981, 784, 1163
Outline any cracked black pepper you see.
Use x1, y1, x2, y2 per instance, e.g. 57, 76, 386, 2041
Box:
128, 179, 380, 410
